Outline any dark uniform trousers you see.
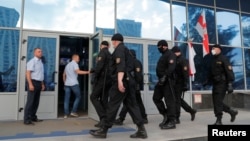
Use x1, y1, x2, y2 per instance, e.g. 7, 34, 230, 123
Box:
153, 80, 176, 121
118, 89, 147, 120
24, 80, 42, 122
175, 81, 194, 119
90, 76, 111, 121
212, 81, 231, 119
104, 74, 143, 128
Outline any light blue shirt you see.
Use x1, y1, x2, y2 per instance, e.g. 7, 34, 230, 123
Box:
26, 57, 44, 81
64, 60, 79, 86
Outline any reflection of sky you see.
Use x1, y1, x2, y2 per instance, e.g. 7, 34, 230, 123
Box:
217, 12, 241, 46
172, 3, 186, 34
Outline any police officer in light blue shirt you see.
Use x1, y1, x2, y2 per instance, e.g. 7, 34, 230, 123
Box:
63, 54, 90, 118
24, 48, 45, 125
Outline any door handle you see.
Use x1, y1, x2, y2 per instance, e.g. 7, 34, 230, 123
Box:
21, 56, 26, 60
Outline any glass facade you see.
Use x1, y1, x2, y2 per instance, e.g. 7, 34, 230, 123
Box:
0, 0, 250, 93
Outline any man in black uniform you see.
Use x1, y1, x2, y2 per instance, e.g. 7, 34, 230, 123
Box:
207, 44, 238, 125
90, 40, 112, 127
89, 33, 147, 139
114, 49, 148, 125
171, 46, 196, 124
153, 40, 176, 129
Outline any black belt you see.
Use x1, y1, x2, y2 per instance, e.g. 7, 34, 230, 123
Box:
32, 79, 42, 83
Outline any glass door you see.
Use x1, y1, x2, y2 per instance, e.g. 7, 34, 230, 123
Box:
18, 31, 59, 120
88, 30, 103, 120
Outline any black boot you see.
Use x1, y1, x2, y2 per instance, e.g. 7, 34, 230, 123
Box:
161, 120, 176, 129
175, 118, 180, 124
190, 109, 197, 121
159, 114, 168, 127
213, 118, 222, 125
130, 124, 148, 139
89, 127, 108, 138
113, 118, 124, 125
94, 121, 102, 127
229, 109, 238, 122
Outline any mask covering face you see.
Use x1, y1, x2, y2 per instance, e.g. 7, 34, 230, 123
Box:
211, 49, 216, 55
158, 46, 164, 53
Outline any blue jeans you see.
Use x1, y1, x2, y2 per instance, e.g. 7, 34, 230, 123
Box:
64, 85, 81, 115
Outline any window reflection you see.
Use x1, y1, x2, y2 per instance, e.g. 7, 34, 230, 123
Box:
188, 5, 216, 45
241, 14, 250, 47
216, 10, 241, 46
172, 2, 187, 42
23, 0, 94, 33
95, 0, 115, 35
0, 29, 19, 92
117, 0, 171, 39
0, 0, 21, 28
244, 48, 250, 89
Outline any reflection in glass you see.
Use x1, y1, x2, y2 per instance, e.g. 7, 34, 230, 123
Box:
216, 10, 241, 46
95, 0, 115, 35
148, 45, 161, 90
244, 48, 250, 89
241, 14, 250, 47
117, 0, 171, 39
124, 43, 143, 63
23, 0, 94, 33
26, 37, 57, 91
0, 1, 21, 28
0, 29, 19, 92
216, 0, 239, 11
188, 5, 216, 45
172, 2, 187, 42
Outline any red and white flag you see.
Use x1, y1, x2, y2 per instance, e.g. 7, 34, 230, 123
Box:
188, 39, 196, 81
195, 10, 209, 57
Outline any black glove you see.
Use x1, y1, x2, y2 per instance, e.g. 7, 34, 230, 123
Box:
182, 83, 188, 92
227, 83, 233, 94
158, 75, 167, 85
90, 68, 95, 73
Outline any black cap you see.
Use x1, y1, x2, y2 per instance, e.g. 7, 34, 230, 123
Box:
101, 41, 109, 46
129, 49, 136, 58
111, 33, 124, 42
212, 44, 222, 50
157, 40, 168, 47
171, 46, 180, 53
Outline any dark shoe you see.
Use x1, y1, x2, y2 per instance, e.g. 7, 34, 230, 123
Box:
94, 121, 102, 127
161, 121, 176, 129
130, 125, 147, 139
89, 128, 108, 138
213, 118, 222, 125
191, 109, 197, 121
89, 129, 99, 134
175, 118, 180, 124
113, 118, 124, 125
230, 109, 238, 122
24, 121, 35, 125
143, 118, 148, 124
32, 119, 43, 122
159, 114, 168, 127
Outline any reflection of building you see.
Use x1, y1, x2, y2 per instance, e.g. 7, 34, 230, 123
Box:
0, 6, 19, 91
243, 26, 250, 46
96, 19, 142, 37
0, 6, 19, 27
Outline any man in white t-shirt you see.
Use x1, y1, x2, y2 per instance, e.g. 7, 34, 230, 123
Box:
63, 54, 90, 118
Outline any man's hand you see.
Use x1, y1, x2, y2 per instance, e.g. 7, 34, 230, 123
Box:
227, 83, 233, 94
158, 75, 167, 85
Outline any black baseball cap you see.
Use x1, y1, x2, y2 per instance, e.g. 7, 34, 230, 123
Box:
157, 40, 168, 47
111, 33, 124, 42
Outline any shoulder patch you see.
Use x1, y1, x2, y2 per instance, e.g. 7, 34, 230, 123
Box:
169, 59, 174, 64
116, 58, 120, 64
228, 65, 232, 70
216, 61, 222, 64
